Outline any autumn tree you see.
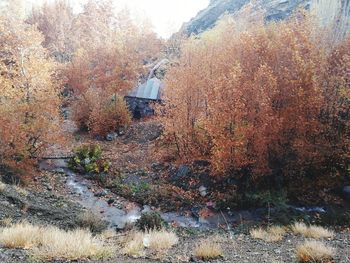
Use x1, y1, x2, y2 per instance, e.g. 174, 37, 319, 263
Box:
0, 7, 62, 177
160, 12, 349, 197
66, 0, 163, 136
26, 0, 75, 61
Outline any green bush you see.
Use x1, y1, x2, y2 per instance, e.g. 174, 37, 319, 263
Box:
136, 212, 164, 231
130, 182, 150, 194
68, 145, 111, 175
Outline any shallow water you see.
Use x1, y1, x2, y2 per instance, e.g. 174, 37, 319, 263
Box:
40, 160, 327, 230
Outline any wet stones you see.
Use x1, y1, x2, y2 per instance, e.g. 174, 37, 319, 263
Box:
199, 186, 208, 197
106, 132, 118, 141
94, 190, 108, 197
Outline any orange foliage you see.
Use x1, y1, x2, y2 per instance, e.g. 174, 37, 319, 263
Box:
161, 13, 349, 184
26, 0, 75, 59
0, 10, 63, 174
27, 0, 163, 137
63, 0, 163, 136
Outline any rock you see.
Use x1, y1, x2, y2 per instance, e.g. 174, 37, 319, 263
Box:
191, 206, 202, 219
82, 158, 90, 165
151, 162, 168, 171
55, 168, 65, 174
199, 172, 211, 186
94, 190, 108, 197
342, 186, 350, 201
106, 132, 118, 141
193, 160, 210, 167
173, 165, 191, 181
46, 185, 53, 191
199, 186, 207, 197
184, 0, 312, 35
142, 205, 152, 213
107, 198, 115, 205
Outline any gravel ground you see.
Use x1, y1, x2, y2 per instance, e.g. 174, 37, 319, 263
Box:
1, 229, 349, 263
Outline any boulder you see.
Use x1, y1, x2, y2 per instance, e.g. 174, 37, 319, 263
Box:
171, 165, 192, 189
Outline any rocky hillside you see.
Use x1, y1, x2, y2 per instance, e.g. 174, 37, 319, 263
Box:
184, 0, 350, 36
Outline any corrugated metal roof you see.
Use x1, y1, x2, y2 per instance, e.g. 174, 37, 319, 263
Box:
128, 77, 162, 100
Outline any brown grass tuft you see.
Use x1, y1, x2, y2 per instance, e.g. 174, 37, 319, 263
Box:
123, 231, 145, 258
0, 222, 43, 249
291, 222, 334, 239
296, 240, 335, 262
194, 237, 223, 260
0, 217, 12, 227
0, 222, 112, 260
123, 229, 178, 258
250, 226, 286, 242
0, 181, 6, 192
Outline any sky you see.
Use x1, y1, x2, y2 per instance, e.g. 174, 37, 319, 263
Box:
113, 0, 210, 38
25, 0, 210, 38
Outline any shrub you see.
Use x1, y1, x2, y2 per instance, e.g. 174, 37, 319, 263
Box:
296, 240, 335, 263
76, 212, 108, 234
135, 212, 164, 231
194, 237, 223, 260
160, 10, 349, 196
291, 222, 335, 239
68, 144, 111, 175
74, 92, 132, 137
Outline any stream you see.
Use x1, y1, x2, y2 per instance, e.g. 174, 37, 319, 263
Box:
39, 159, 328, 230
40, 160, 205, 229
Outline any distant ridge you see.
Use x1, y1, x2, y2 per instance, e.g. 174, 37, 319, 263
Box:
183, 0, 350, 38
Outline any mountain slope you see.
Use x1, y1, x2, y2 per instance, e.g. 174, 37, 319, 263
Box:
184, 0, 350, 36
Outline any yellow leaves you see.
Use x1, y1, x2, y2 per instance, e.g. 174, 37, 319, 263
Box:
0, 13, 63, 170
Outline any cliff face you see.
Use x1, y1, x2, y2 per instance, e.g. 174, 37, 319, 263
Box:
185, 0, 349, 37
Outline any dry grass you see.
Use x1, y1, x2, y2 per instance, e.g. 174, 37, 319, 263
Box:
0, 222, 112, 260
100, 229, 117, 239
250, 226, 286, 242
0, 181, 6, 192
0, 222, 43, 249
296, 240, 335, 262
194, 237, 223, 260
36, 227, 111, 260
14, 185, 28, 196
144, 229, 179, 251
0, 217, 12, 227
291, 222, 334, 239
123, 229, 178, 258
123, 232, 145, 257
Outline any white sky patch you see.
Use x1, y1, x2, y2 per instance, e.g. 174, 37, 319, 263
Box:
25, 0, 210, 38
115, 0, 210, 38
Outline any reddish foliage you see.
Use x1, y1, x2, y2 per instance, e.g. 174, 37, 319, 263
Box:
160, 13, 349, 189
